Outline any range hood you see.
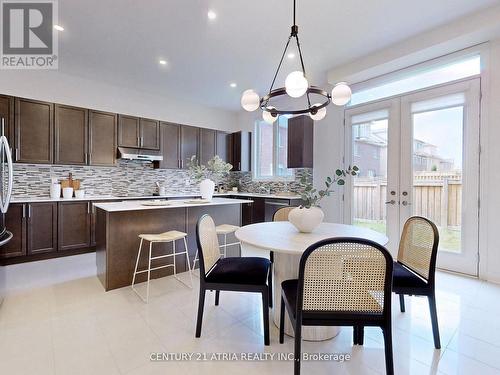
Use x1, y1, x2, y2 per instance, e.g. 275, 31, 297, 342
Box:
117, 147, 163, 162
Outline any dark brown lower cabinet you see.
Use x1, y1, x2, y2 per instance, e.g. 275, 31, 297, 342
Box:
27, 203, 57, 255
0, 204, 27, 259
58, 202, 91, 251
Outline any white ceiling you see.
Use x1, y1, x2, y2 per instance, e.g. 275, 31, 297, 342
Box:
57, 0, 500, 111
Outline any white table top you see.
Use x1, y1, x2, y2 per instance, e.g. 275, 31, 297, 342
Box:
235, 221, 389, 255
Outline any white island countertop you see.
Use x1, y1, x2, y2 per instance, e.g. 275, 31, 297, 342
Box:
93, 197, 252, 212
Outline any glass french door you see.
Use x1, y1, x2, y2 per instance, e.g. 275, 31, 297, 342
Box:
345, 78, 480, 275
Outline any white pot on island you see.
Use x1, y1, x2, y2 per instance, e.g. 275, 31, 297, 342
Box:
199, 178, 215, 200
288, 206, 324, 233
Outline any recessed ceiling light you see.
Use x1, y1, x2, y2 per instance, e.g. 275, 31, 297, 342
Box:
54, 24, 64, 31
159, 59, 167, 65
230, 82, 237, 88
287, 52, 295, 59
207, 10, 217, 20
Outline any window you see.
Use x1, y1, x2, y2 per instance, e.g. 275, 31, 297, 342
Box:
254, 116, 294, 180
350, 55, 480, 106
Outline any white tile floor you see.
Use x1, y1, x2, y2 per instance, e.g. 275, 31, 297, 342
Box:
1, 253, 500, 375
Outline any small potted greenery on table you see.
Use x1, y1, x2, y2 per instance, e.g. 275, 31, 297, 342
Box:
289, 166, 359, 232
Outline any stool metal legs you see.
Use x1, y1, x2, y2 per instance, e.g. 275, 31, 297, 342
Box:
131, 237, 193, 303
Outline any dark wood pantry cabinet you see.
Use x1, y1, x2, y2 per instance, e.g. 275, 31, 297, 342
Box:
55, 104, 89, 165
58, 202, 91, 251
159, 122, 181, 169
26, 203, 58, 255
14, 98, 54, 164
89, 110, 117, 166
216, 131, 231, 163
231, 131, 251, 172
287, 115, 314, 168
180, 125, 199, 169
199, 128, 216, 165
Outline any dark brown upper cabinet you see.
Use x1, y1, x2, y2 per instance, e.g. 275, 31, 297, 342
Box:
159, 122, 180, 169
118, 115, 140, 148
140, 118, 160, 150
55, 104, 89, 165
231, 131, 251, 172
0, 203, 27, 259
58, 201, 91, 251
118, 115, 160, 150
0, 95, 14, 144
180, 125, 199, 169
26, 202, 57, 255
216, 131, 232, 164
89, 110, 117, 166
14, 98, 54, 164
287, 115, 313, 168
199, 128, 216, 165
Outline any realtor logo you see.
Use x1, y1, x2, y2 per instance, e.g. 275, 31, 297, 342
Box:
1, 0, 58, 69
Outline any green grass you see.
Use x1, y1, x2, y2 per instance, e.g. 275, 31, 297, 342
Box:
353, 219, 461, 253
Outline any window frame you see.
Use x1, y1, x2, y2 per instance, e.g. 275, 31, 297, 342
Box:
253, 116, 295, 181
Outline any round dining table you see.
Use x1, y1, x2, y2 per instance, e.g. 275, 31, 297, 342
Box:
235, 221, 389, 341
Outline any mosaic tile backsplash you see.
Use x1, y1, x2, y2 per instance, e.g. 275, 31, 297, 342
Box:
12, 160, 312, 198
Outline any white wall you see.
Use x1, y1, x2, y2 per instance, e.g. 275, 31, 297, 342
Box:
0, 70, 238, 131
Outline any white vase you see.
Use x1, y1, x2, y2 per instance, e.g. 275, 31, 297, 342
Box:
288, 206, 324, 233
199, 179, 215, 200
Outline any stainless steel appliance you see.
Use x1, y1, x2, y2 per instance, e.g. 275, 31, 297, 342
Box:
264, 199, 292, 222
0, 117, 14, 305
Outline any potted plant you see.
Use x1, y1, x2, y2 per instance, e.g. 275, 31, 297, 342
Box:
188, 155, 233, 200
289, 165, 359, 233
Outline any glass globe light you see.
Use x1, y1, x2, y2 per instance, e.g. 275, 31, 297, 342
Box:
285, 71, 308, 98
331, 82, 352, 106
262, 106, 278, 124
241, 89, 260, 111
309, 103, 327, 121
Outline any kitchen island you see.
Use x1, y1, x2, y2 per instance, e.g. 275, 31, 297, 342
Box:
95, 198, 250, 291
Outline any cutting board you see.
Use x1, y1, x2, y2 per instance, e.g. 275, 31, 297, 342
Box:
60, 173, 81, 190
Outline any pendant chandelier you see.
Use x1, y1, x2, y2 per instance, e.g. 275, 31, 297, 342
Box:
241, 0, 352, 123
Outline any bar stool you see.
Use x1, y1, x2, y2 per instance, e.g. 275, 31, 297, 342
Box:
131, 230, 193, 303
193, 224, 240, 269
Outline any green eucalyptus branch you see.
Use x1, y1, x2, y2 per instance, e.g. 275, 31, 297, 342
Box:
298, 165, 359, 209
187, 155, 233, 184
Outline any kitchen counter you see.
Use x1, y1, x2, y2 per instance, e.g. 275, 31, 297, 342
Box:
94, 198, 251, 212
95, 196, 247, 291
11, 191, 301, 203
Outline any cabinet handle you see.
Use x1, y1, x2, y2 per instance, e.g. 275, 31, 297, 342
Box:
15, 148, 18, 162
22, 204, 26, 218
238, 162, 241, 170
28, 204, 31, 218
87, 202, 91, 213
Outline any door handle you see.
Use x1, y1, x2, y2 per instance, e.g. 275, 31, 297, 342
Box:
385, 200, 396, 205
402, 201, 412, 206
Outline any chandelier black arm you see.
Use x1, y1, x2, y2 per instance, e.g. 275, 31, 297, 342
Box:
268, 36, 292, 98
294, 34, 311, 108
260, 86, 331, 115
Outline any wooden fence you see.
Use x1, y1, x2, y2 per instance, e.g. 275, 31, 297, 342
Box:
353, 176, 462, 228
